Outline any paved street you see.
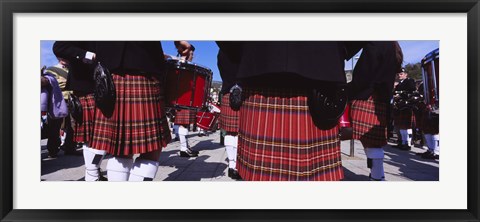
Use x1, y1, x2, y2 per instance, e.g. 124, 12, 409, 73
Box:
41, 130, 439, 181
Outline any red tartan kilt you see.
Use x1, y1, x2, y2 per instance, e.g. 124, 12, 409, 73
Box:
414, 103, 439, 134
72, 93, 95, 143
90, 74, 171, 156
237, 87, 343, 181
394, 109, 415, 129
174, 109, 196, 125
422, 116, 439, 134
414, 110, 424, 130
350, 96, 388, 148
421, 112, 439, 134
219, 93, 239, 133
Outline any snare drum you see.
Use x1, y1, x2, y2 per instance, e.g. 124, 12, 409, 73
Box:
421, 48, 439, 114
196, 103, 221, 130
164, 58, 213, 110
338, 103, 352, 140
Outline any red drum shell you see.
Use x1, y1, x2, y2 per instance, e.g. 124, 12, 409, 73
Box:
196, 111, 219, 130
338, 103, 351, 128
164, 59, 212, 111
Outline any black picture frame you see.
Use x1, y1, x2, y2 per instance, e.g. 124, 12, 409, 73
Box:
1, 0, 479, 221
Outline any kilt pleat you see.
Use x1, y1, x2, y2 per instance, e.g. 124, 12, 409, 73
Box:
237, 87, 343, 181
174, 109, 196, 125
72, 93, 95, 143
350, 96, 388, 148
90, 74, 171, 156
414, 108, 424, 131
394, 109, 415, 129
219, 93, 239, 133
416, 104, 439, 134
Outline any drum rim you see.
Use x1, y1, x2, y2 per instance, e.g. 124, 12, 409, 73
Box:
165, 58, 213, 76
421, 48, 439, 65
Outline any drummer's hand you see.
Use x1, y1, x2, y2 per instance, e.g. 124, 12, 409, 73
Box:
82, 52, 96, 64
175, 41, 194, 61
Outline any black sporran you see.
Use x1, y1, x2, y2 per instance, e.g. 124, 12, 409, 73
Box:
93, 62, 116, 116
307, 83, 348, 129
229, 84, 243, 111
68, 93, 83, 125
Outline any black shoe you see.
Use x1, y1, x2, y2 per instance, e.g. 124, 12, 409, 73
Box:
180, 149, 198, 157
198, 132, 206, 137
47, 148, 60, 158
228, 168, 242, 180
369, 174, 385, 181
400, 144, 411, 151
75, 142, 84, 149
97, 170, 108, 181
393, 142, 403, 148
188, 147, 199, 155
416, 150, 431, 156
422, 152, 439, 160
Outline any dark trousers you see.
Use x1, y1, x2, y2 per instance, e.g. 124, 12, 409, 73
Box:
46, 117, 62, 155
62, 115, 75, 150
46, 115, 75, 155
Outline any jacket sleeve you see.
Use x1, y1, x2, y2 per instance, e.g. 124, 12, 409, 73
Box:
349, 42, 379, 94
53, 41, 89, 62
216, 41, 243, 63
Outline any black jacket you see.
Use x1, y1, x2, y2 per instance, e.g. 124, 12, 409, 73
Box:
395, 78, 416, 92
217, 41, 360, 87
94, 41, 165, 76
217, 50, 239, 94
53, 41, 96, 93
349, 41, 400, 102
53, 41, 166, 93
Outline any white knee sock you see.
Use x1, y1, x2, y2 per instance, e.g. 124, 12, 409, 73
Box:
432, 134, 440, 155
128, 158, 160, 181
424, 134, 433, 151
173, 124, 180, 139
225, 135, 238, 169
83, 145, 106, 181
400, 129, 412, 145
407, 129, 413, 145
106, 156, 133, 181
178, 125, 189, 152
399, 130, 407, 144
365, 148, 385, 181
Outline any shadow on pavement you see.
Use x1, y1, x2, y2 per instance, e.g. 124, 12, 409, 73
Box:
41, 152, 85, 176
342, 167, 370, 181
192, 139, 224, 152
161, 155, 228, 181
384, 145, 439, 181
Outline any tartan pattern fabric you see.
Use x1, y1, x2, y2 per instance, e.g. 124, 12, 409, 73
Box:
90, 74, 171, 156
421, 114, 439, 134
72, 93, 96, 143
350, 96, 388, 148
174, 109, 196, 125
415, 104, 439, 134
219, 93, 239, 133
394, 109, 416, 129
237, 87, 343, 181
413, 108, 424, 131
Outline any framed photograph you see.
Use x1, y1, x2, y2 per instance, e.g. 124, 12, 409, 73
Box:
1, 0, 479, 221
